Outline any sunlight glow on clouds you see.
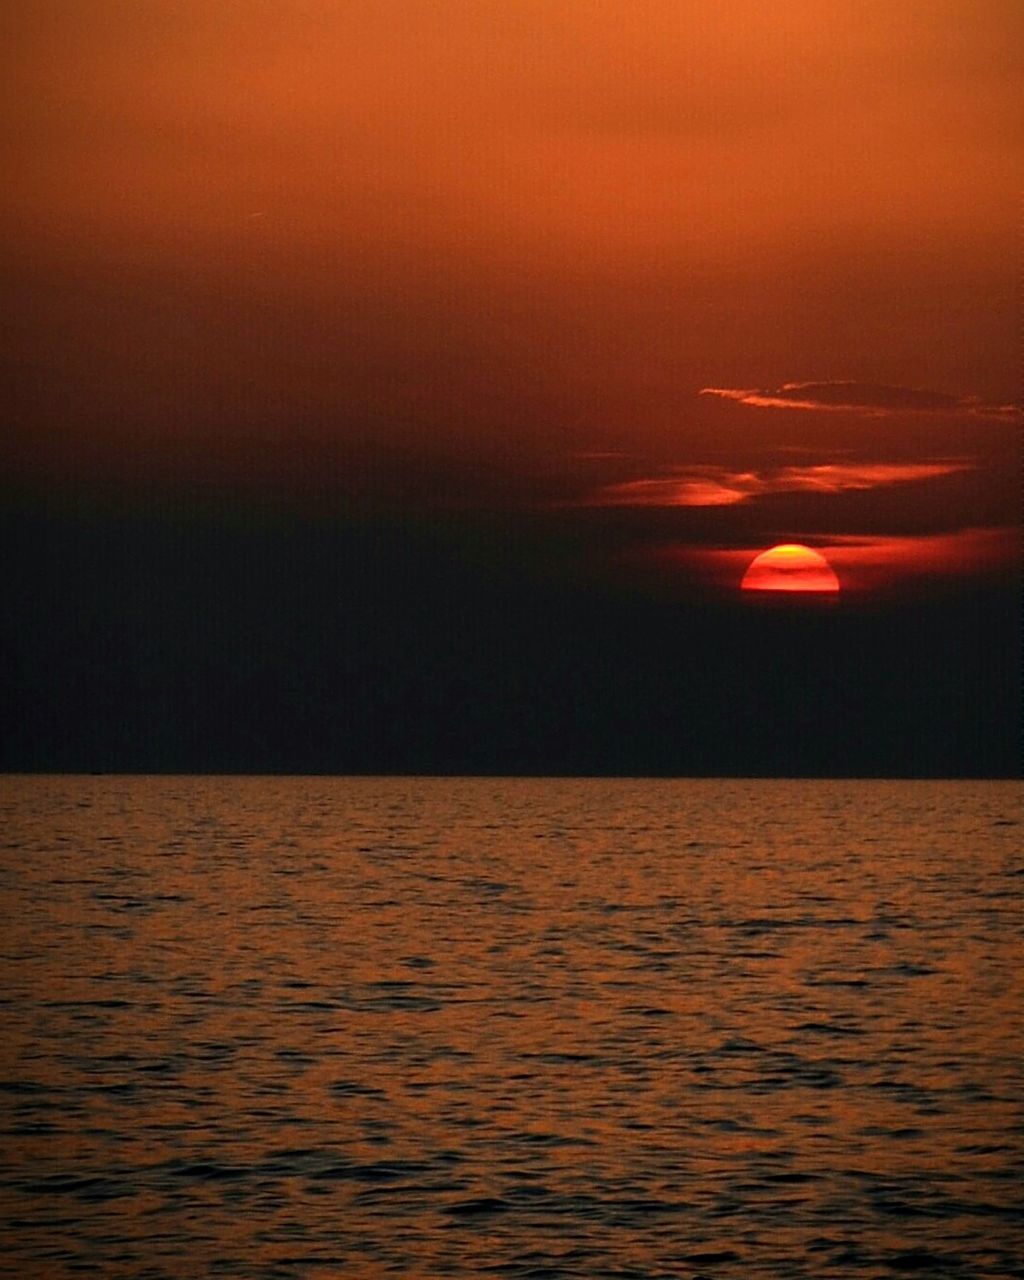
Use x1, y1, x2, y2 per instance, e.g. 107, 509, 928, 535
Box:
700, 382, 1019, 419
585, 461, 972, 508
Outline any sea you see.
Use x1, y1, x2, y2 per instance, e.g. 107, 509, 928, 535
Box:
0, 775, 1021, 1279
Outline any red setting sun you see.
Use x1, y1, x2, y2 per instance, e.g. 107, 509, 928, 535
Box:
741, 544, 841, 593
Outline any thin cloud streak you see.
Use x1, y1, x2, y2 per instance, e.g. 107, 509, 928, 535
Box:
700, 381, 1019, 419
584, 461, 972, 508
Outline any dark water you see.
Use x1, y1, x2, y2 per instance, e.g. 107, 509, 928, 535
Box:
1, 776, 1021, 1279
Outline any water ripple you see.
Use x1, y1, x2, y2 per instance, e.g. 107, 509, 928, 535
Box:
0, 775, 1020, 1278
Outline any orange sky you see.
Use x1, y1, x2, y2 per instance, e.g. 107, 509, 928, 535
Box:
2, 0, 1020, 587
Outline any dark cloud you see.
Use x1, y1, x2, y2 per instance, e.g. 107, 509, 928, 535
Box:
700, 381, 1019, 418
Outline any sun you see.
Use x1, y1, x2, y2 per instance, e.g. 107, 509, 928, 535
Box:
741, 543, 840, 593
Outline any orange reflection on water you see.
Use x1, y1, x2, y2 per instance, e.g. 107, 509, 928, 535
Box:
2, 776, 1021, 1276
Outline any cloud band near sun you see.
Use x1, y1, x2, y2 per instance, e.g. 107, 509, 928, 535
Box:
585, 461, 972, 508
636, 526, 1020, 596
699, 381, 1019, 419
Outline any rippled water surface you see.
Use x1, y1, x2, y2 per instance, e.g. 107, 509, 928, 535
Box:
1, 776, 1021, 1278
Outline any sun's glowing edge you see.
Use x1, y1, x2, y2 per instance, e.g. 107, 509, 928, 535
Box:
741, 543, 841, 592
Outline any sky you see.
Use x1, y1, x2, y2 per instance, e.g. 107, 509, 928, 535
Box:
2, 0, 1021, 775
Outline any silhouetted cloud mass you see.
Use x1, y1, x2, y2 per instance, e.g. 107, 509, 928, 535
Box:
700, 382, 1019, 418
